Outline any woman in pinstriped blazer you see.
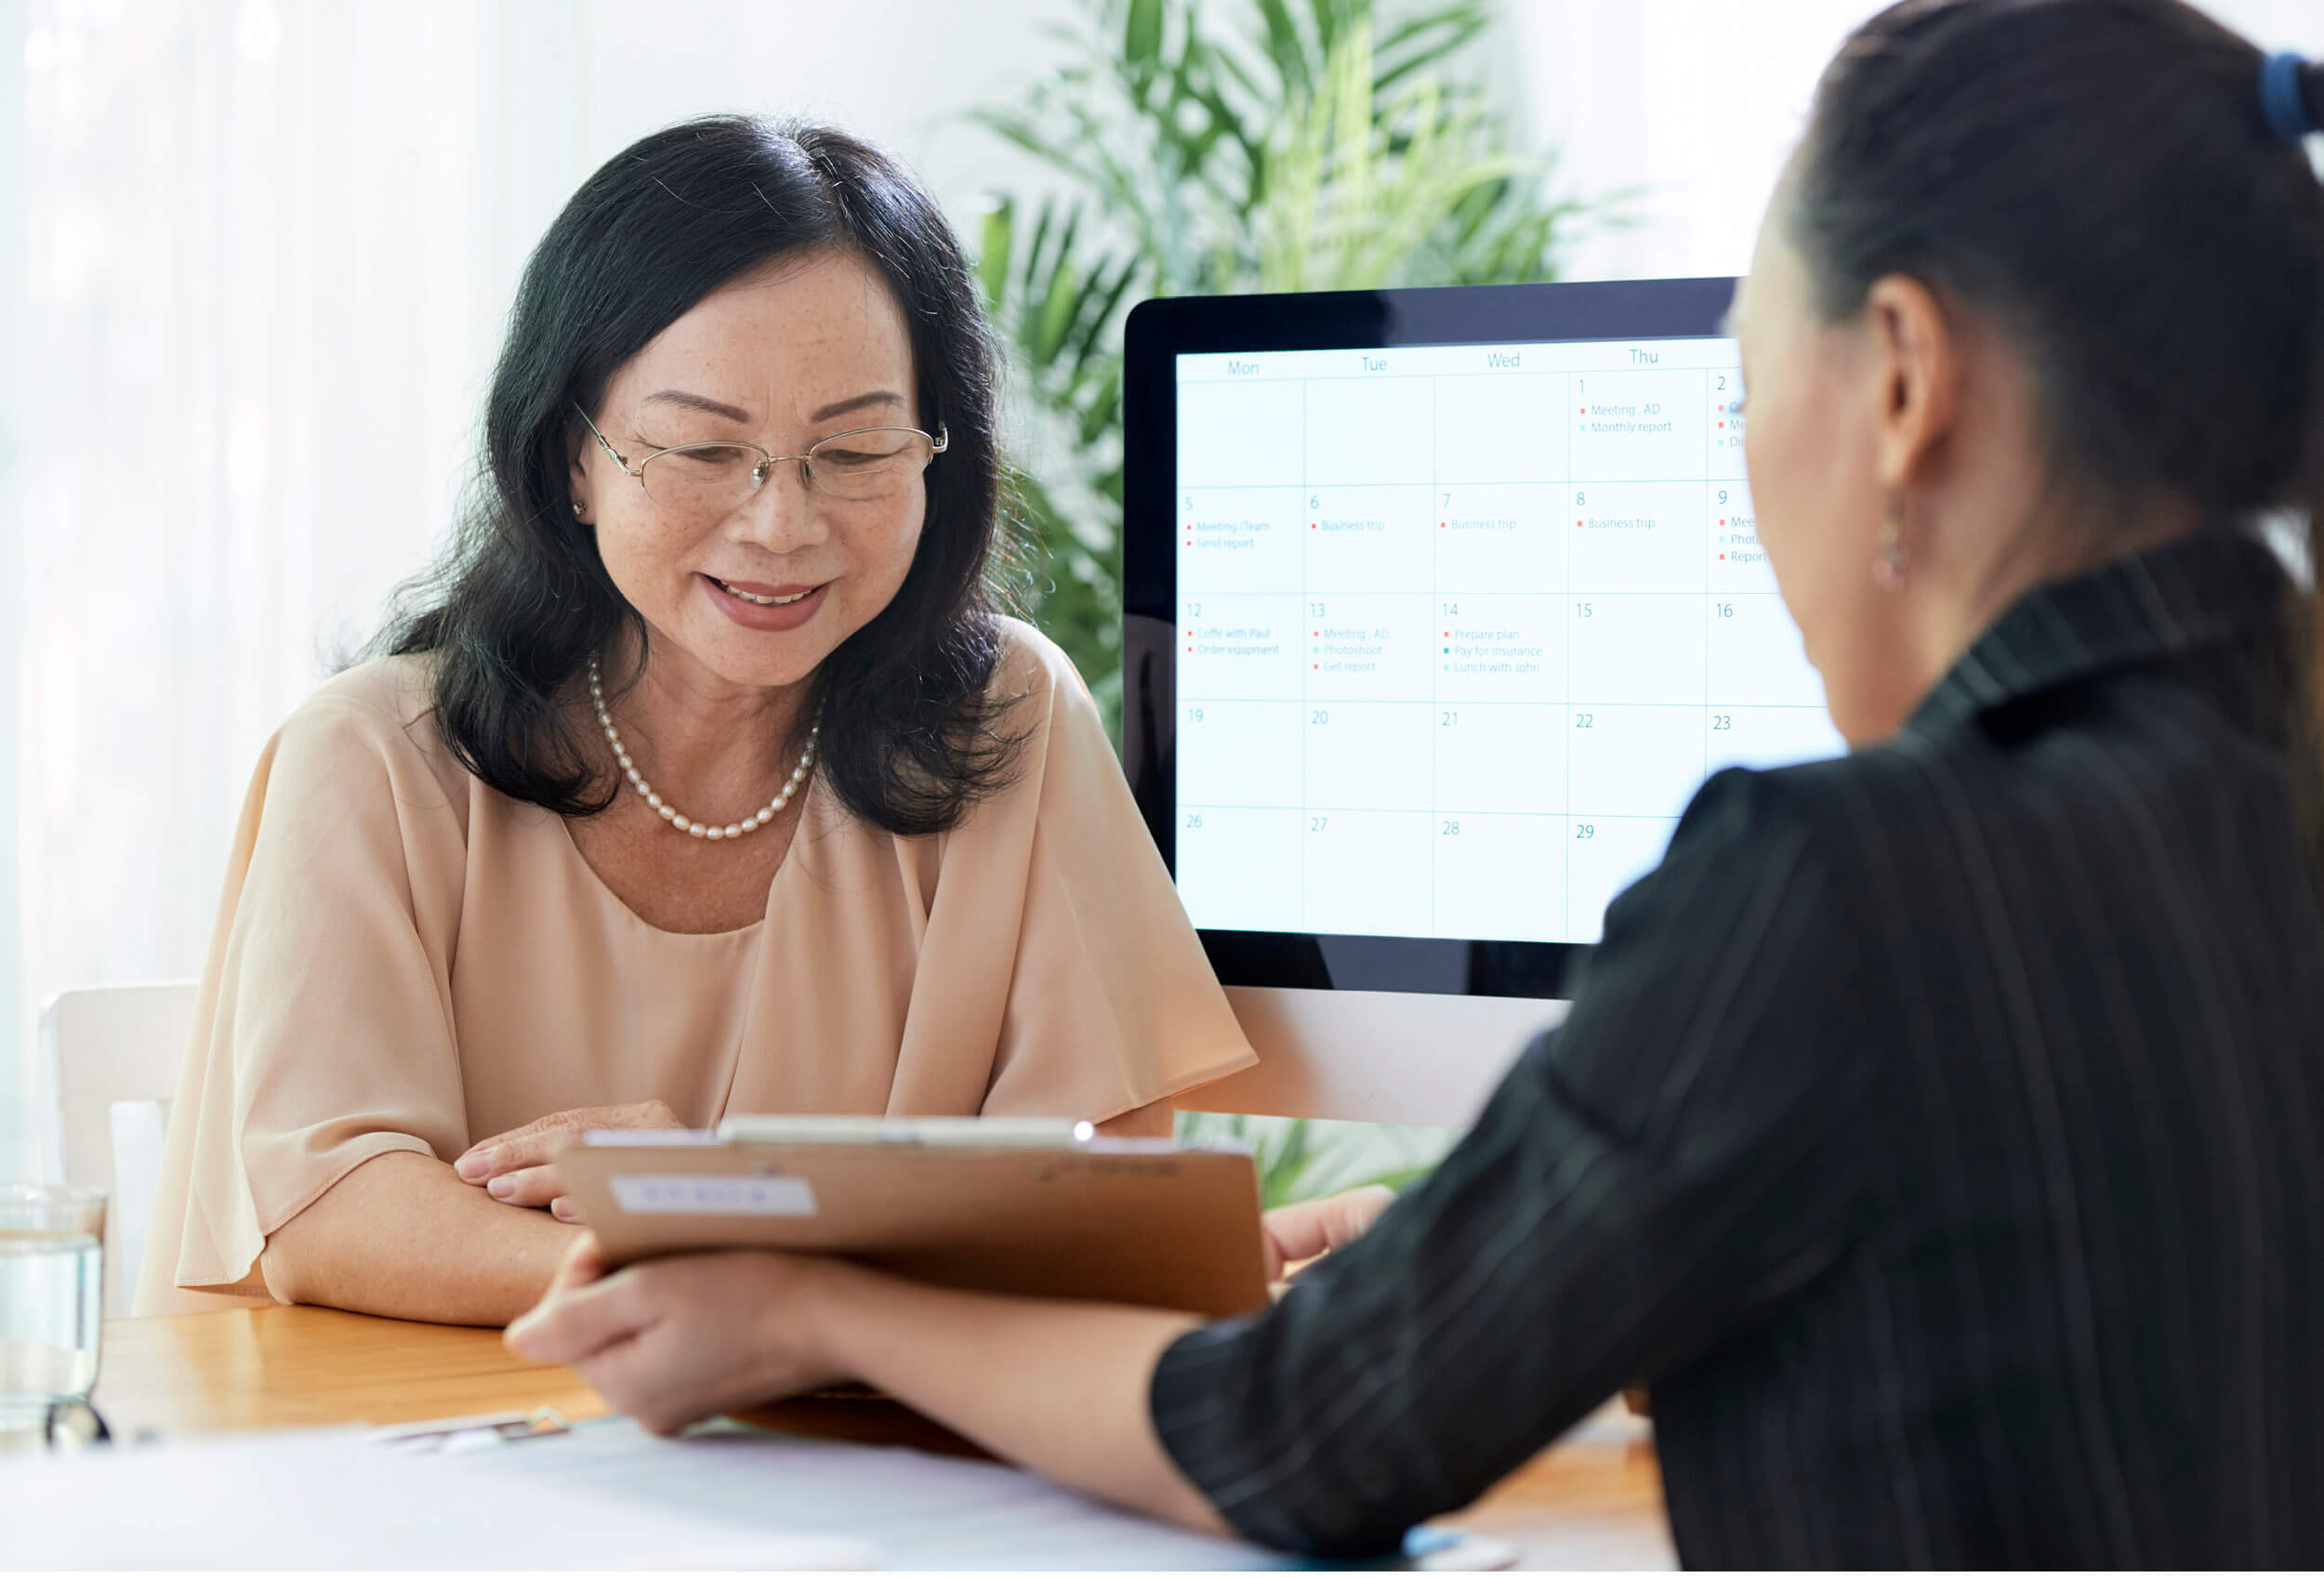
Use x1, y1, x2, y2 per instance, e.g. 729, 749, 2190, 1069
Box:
508, 0, 2324, 1564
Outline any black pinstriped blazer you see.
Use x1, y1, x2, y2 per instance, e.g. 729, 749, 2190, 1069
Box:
1151, 528, 2324, 1568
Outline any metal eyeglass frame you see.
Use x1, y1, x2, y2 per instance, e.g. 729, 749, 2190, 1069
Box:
571, 401, 946, 504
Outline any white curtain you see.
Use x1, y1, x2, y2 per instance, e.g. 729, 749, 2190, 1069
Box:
6, 0, 594, 1172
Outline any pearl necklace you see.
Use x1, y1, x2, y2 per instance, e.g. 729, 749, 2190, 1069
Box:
588, 656, 819, 840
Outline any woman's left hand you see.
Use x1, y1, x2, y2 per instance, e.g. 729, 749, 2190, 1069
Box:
455, 1100, 685, 1222
1261, 1183, 1397, 1287
506, 1233, 842, 1434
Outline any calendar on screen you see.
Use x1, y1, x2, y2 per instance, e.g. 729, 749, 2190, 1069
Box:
1169, 337, 1842, 947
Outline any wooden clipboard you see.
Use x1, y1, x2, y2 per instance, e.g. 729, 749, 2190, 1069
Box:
553, 1128, 1270, 1320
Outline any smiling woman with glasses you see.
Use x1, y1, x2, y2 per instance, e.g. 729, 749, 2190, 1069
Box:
134, 115, 1256, 1324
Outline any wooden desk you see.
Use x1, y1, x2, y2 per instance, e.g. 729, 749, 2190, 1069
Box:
93, 1308, 1673, 1568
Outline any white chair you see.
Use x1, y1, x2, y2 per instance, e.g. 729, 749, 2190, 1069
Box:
37, 981, 198, 1317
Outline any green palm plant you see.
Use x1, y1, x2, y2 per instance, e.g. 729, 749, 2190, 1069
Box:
971, 0, 1603, 1203
972, 0, 1598, 732
1259, 21, 1525, 293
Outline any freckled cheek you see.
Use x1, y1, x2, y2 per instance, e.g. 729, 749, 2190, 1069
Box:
597, 514, 709, 601
829, 499, 927, 623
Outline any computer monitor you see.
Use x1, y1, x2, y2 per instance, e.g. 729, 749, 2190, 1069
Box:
1122, 278, 1843, 1124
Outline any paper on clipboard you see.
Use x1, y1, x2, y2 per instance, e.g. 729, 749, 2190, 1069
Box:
609, 1175, 818, 1216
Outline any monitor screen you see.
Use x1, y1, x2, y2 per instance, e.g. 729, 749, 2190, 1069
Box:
1123, 281, 1843, 996
1169, 333, 1840, 947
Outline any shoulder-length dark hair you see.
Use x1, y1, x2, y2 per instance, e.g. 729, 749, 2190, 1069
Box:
378, 115, 1023, 835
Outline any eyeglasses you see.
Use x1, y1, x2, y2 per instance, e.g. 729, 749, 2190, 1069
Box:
572, 401, 947, 514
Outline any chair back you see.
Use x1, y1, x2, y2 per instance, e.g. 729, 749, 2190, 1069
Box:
37, 981, 198, 1317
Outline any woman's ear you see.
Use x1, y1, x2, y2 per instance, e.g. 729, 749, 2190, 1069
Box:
1861, 274, 1961, 497
567, 423, 593, 524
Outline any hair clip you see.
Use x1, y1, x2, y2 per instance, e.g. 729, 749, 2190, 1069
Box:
2259, 51, 2316, 144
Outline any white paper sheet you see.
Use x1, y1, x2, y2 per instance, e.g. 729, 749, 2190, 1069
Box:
464, 1415, 1299, 1571
0, 1426, 878, 1570
0, 1413, 1559, 1570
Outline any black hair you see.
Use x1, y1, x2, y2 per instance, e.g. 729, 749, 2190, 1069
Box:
1787, 0, 2324, 852
376, 115, 1023, 835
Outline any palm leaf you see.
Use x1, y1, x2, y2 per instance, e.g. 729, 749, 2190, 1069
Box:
965, 0, 1610, 756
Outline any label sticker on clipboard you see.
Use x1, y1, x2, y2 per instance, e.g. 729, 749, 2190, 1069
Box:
609, 1176, 818, 1216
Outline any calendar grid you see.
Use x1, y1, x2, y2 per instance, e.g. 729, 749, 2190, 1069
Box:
1173, 338, 1842, 946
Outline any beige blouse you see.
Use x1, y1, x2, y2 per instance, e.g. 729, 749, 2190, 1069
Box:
138, 619, 1255, 1314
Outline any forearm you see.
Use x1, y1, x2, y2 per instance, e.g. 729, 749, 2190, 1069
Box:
260, 1150, 580, 1325
808, 1260, 1229, 1536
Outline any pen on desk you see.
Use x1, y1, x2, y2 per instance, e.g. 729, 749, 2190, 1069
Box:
369, 1406, 571, 1453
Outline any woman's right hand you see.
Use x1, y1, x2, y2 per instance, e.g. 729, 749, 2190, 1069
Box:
1261, 1183, 1398, 1289
453, 1100, 685, 1222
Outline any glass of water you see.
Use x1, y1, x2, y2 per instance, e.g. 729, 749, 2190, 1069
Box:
0, 1185, 106, 1439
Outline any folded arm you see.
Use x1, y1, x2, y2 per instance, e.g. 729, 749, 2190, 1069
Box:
261, 1151, 580, 1326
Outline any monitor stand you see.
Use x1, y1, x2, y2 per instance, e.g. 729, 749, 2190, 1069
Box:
1180, 988, 1567, 1127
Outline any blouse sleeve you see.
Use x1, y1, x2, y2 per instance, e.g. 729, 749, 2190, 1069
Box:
965, 627, 1258, 1122
139, 684, 472, 1308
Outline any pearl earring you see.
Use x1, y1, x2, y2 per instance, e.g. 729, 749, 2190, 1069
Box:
572, 502, 586, 520
1874, 496, 1908, 591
